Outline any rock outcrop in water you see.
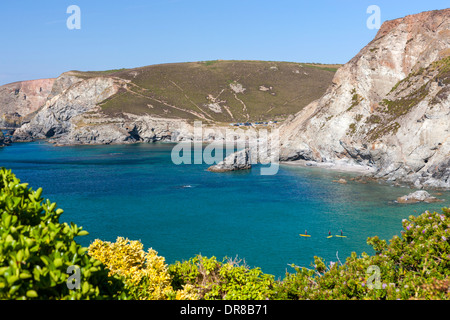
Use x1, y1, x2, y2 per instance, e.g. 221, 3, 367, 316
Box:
0, 131, 7, 146
279, 9, 450, 189
207, 148, 252, 172
396, 190, 444, 203
1, 130, 13, 147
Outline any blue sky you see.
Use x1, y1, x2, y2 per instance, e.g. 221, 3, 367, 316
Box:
0, 0, 448, 85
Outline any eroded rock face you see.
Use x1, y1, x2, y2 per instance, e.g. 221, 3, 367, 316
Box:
13, 76, 123, 142
0, 78, 55, 126
51, 112, 196, 145
279, 9, 450, 189
9, 70, 197, 144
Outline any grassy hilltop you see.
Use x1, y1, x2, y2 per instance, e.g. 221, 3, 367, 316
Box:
68, 60, 339, 123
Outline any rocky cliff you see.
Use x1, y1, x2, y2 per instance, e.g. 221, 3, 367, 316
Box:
11, 72, 223, 145
10, 71, 194, 144
12, 61, 336, 145
279, 9, 450, 189
13, 74, 128, 143
0, 78, 55, 127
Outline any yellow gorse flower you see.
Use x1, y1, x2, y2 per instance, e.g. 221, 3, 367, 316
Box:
88, 237, 199, 300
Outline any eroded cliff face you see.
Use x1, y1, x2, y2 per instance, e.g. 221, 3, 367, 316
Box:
13, 76, 122, 141
0, 78, 55, 127
51, 111, 196, 145
279, 9, 450, 189
12, 72, 197, 145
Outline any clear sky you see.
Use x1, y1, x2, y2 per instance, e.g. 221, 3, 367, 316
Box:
0, 0, 448, 85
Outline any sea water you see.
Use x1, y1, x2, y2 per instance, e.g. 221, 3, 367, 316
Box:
1, 141, 448, 279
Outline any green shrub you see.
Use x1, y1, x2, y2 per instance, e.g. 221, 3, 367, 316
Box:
0, 168, 126, 299
168, 255, 276, 300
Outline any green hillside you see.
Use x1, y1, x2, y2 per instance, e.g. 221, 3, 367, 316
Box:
69, 60, 339, 123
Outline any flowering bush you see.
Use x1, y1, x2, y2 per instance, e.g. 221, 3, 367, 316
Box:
88, 237, 199, 300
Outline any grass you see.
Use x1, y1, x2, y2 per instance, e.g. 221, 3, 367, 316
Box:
300, 62, 343, 72
67, 69, 129, 79
347, 123, 357, 135
201, 60, 220, 67
72, 60, 339, 123
347, 90, 364, 112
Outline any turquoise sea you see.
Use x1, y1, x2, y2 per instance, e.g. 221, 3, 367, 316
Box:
1, 141, 449, 279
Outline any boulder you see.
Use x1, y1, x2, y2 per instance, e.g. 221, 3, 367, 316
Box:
207, 148, 251, 173
396, 190, 444, 204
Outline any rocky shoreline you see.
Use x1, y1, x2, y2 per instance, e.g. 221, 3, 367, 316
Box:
280, 158, 449, 192
280, 159, 376, 175
2, 132, 449, 192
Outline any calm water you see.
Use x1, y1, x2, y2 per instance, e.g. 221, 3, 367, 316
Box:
1, 141, 448, 279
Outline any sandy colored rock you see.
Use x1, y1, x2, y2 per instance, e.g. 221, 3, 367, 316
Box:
0, 78, 55, 126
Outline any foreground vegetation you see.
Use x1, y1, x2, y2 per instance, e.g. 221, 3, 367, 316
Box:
0, 168, 449, 300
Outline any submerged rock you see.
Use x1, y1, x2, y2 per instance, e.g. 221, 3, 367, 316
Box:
333, 178, 348, 184
207, 148, 251, 173
396, 190, 444, 203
